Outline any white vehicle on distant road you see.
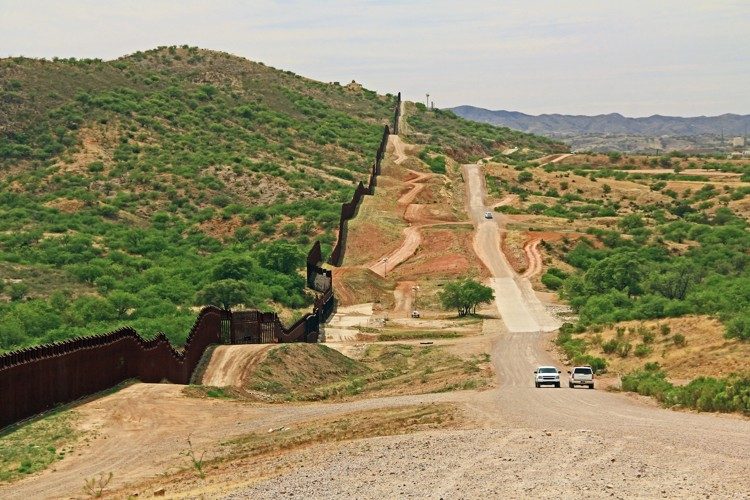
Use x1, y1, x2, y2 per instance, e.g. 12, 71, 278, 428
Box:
534, 366, 561, 388
483, 211, 493, 219
568, 366, 595, 389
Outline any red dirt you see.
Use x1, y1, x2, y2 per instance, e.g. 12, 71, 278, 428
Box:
393, 281, 416, 316
197, 215, 244, 240
44, 198, 85, 213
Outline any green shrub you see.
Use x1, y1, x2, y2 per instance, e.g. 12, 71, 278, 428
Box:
418, 150, 447, 174
602, 339, 619, 354
672, 334, 687, 347
622, 369, 750, 414
9, 283, 29, 301
617, 341, 632, 358
640, 329, 655, 344
621, 369, 673, 399
725, 314, 750, 341
634, 343, 652, 358
574, 354, 607, 373
517, 171, 533, 183
541, 272, 563, 290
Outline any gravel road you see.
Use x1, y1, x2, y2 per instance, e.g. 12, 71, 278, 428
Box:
228, 325, 750, 499
463, 163, 559, 332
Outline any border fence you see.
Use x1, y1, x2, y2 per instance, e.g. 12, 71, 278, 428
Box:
0, 92, 401, 429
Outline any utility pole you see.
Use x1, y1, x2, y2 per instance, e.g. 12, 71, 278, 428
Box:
381, 257, 388, 278
426, 93, 430, 108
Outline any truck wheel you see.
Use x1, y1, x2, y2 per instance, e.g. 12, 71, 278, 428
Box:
588, 384, 594, 390
568, 382, 573, 388
535, 382, 539, 388
555, 382, 560, 388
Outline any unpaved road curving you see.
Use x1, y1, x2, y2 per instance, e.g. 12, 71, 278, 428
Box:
464, 163, 560, 333
367, 134, 430, 278
521, 238, 543, 278
368, 225, 422, 277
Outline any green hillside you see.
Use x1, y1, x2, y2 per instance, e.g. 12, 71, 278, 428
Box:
0, 46, 566, 352
0, 46, 398, 350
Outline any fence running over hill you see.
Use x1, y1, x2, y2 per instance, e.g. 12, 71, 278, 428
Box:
0, 92, 401, 429
393, 92, 401, 135
328, 121, 394, 265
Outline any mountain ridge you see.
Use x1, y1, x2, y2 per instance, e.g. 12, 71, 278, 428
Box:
449, 105, 750, 137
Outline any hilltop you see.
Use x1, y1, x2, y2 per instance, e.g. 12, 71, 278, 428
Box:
450, 105, 750, 153
0, 46, 565, 351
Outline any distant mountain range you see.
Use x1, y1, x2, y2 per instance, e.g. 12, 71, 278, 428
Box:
448, 105, 750, 153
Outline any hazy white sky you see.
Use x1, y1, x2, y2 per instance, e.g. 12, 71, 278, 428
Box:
1, 0, 747, 116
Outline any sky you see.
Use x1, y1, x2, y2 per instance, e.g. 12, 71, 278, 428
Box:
1, 0, 747, 117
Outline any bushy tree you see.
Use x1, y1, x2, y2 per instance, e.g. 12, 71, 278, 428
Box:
195, 279, 250, 309
584, 253, 644, 297
9, 282, 29, 302
256, 242, 304, 274
439, 278, 494, 316
107, 291, 140, 318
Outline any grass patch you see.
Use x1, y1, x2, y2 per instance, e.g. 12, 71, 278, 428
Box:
377, 330, 462, 341
232, 343, 492, 401
183, 385, 240, 400
0, 410, 79, 483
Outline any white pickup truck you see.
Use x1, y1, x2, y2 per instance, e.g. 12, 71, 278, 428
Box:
568, 366, 595, 389
534, 366, 561, 388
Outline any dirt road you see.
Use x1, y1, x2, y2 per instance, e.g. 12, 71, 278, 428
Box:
464, 163, 560, 332
366, 134, 429, 278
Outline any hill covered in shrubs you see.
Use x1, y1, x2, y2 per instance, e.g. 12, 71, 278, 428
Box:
0, 46, 402, 350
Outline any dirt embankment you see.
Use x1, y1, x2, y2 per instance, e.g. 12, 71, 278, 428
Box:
581, 316, 750, 380
200, 345, 272, 387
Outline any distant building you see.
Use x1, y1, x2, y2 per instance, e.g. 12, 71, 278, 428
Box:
731, 137, 745, 147
345, 80, 362, 92
743, 150, 750, 158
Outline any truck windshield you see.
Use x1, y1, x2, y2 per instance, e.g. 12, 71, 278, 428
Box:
574, 368, 592, 374
539, 367, 557, 373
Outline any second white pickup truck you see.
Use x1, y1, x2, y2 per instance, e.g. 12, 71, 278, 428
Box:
568, 366, 595, 389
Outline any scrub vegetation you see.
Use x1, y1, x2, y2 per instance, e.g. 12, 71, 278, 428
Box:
0, 46, 398, 350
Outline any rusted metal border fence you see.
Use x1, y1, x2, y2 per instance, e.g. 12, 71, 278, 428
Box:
0, 306, 228, 428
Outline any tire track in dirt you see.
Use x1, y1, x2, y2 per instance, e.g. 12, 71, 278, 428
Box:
367, 134, 434, 278
521, 238, 543, 278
